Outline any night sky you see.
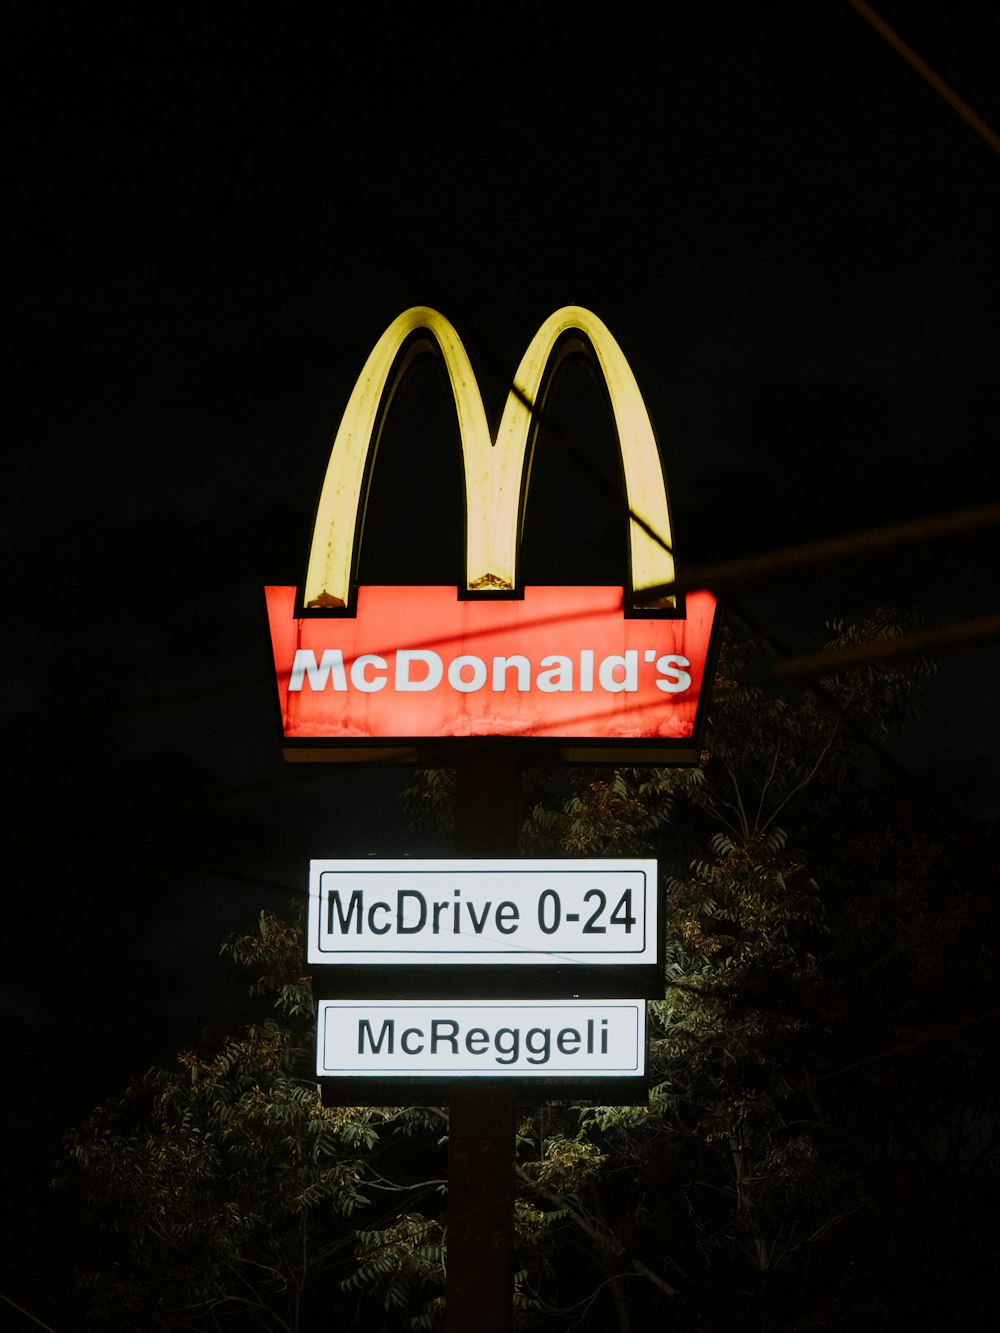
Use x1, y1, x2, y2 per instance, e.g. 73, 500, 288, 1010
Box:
4, 6, 1000, 1249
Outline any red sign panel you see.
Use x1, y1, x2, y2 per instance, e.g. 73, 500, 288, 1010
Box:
266, 584, 716, 762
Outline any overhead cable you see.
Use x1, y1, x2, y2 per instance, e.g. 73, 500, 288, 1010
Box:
846, 0, 1000, 158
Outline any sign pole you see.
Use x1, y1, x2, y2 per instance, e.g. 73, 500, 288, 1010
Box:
271, 303, 711, 1328
446, 741, 521, 1333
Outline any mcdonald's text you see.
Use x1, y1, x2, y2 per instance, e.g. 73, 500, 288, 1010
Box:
290, 645, 692, 696
267, 584, 716, 753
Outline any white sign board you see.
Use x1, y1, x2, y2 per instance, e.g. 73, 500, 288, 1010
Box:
308, 859, 657, 966
316, 999, 646, 1079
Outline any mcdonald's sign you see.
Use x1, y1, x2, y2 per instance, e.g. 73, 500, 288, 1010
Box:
265, 307, 718, 763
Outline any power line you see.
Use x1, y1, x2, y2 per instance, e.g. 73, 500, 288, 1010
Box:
846, 0, 1000, 159
769, 612, 1000, 684
647, 502, 1000, 601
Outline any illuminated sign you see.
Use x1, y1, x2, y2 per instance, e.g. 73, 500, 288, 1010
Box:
308, 858, 657, 967
266, 307, 717, 762
316, 999, 646, 1079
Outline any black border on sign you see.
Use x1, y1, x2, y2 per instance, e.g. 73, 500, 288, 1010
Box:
282, 737, 706, 766
318, 1076, 651, 1106
309, 963, 665, 1001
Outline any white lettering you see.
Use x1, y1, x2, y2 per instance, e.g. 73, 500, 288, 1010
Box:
288, 648, 347, 692
395, 649, 443, 691
350, 654, 388, 692
536, 654, 573, 692
292, 645, 691, 698
655, 654, 692, 693
579, 649, 595, 692
448, 655, 487, 692
492, 654, 531, 691
598, 650, 638, 692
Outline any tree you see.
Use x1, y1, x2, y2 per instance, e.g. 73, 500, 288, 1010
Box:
412, 611, 1000, 1329
53, 611, 1000, 1331
53, 912, 448, 1331
508, 613, 1000, 1330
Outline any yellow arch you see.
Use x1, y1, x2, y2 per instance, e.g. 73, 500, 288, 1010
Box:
302, 307, 675, 607
492, 306, 674, 599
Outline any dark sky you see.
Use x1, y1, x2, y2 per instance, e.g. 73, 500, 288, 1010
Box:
4, 6, 1000, 1236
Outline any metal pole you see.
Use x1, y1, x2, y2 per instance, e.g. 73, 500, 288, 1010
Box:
446, 741, 522, 1333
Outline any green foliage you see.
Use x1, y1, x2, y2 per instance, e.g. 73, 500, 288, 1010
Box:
508, 615, 997, 1330
54, 910, 450, 1331
54, 612, 999, 1331
57, 1030, 360, 1328
344, 1214, 444, 1315
491, 613, 995, 1328
221, 907, 315, 1020
523, 766, 681, 855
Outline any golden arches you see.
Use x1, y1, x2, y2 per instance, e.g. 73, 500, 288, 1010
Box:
302, 307, 675, 608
